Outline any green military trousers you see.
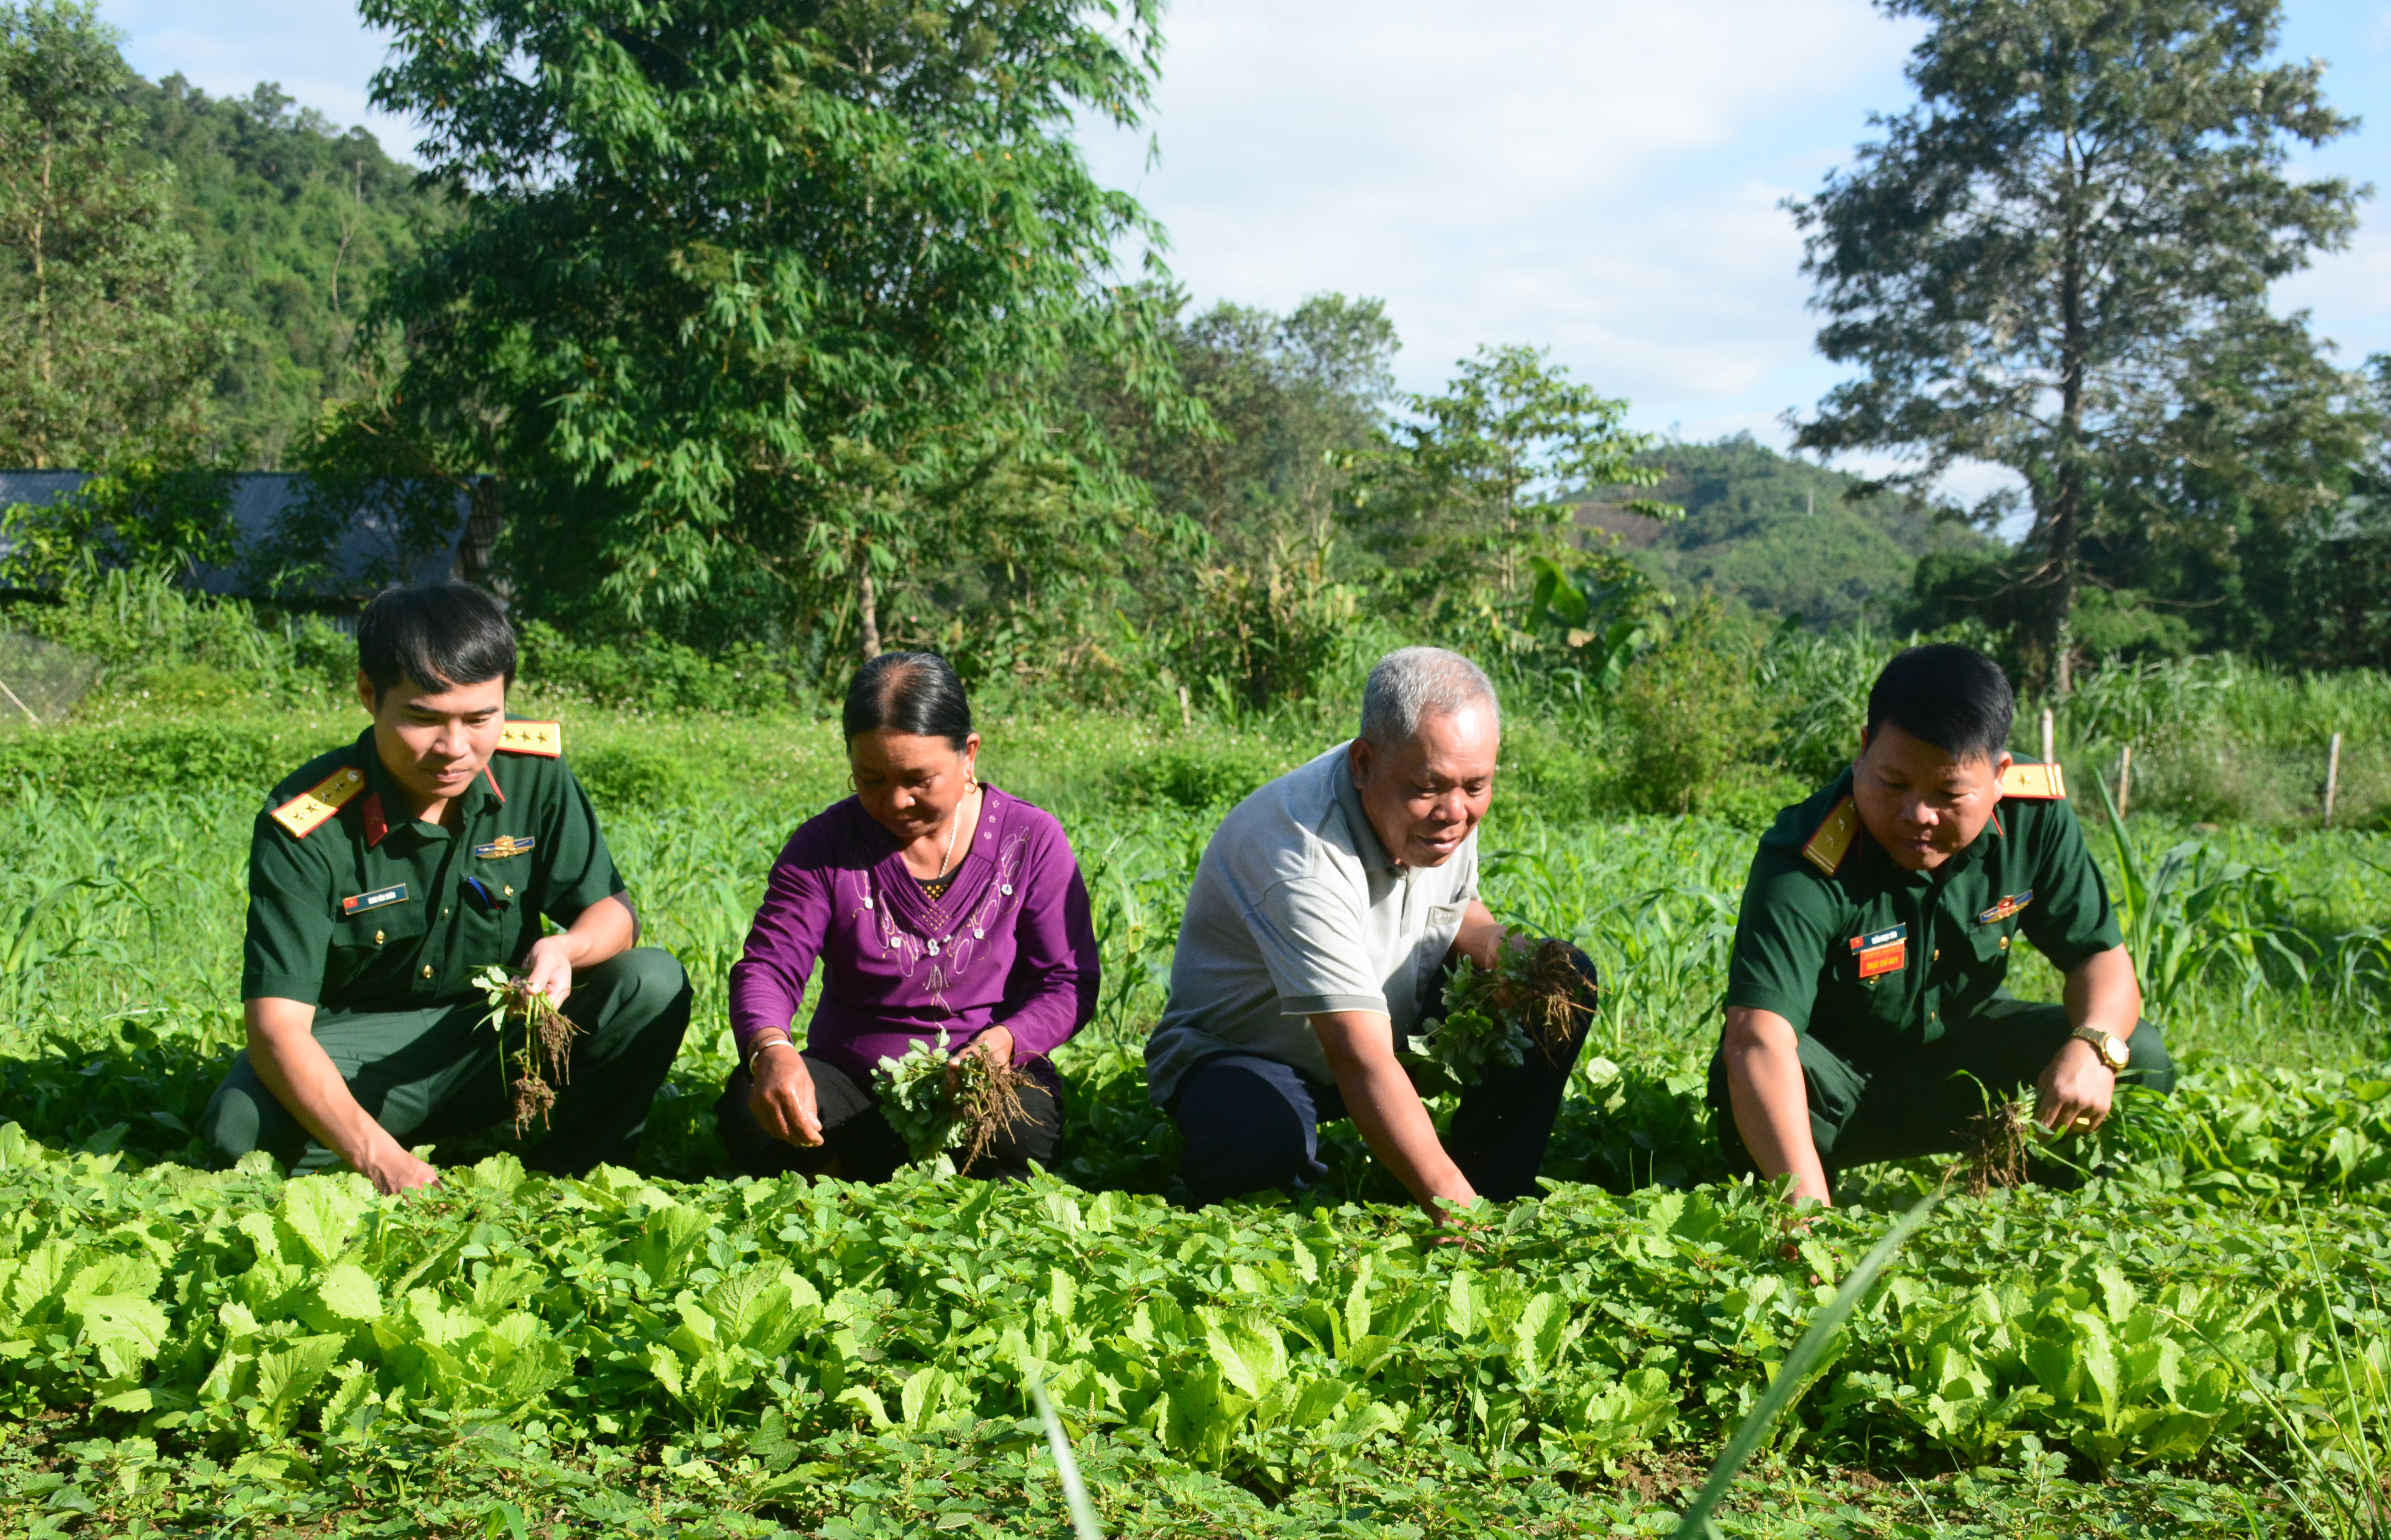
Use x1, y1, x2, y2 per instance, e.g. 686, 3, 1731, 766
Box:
203, 947, 691, 1177
1708, 996, 2177, 1184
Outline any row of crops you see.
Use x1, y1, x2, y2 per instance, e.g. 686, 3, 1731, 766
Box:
2, 733, 2389, 1532
6, 1089, 2391, 1531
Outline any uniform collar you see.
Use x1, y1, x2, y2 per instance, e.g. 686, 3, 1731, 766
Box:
1333, 743, 1397, 874
355, 728, 498, 844
1838, 766, 2000, 887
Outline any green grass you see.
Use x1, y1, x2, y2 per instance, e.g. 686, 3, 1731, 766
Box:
2, 703, 2390, 1535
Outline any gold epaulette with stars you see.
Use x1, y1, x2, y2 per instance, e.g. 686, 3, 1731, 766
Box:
270, 764, 368, 839
1999, 762, 2066, 799
497, 720, 562, 757
1801, 796, 1861, 876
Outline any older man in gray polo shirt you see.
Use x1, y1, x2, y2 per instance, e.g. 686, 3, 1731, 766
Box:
1146, 647, 1597, 1217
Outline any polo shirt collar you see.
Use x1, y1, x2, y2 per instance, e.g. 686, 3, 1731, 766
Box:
1333, 744, 1396, 874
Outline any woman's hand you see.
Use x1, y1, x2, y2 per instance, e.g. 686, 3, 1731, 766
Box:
748, 1041, 823, 1146
948, 1025, 1016, 1092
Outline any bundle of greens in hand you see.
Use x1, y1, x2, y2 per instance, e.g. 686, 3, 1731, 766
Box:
1405, 937, 1594, 1093
875, 1029, 1034, 1171
472, 964, 579, 1136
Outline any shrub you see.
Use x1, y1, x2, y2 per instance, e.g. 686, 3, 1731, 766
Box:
1613, 601, 1766, 816
516, 620, 790, 715
1161, 543, 1359, 715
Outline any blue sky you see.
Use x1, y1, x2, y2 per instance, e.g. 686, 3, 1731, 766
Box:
102, 0, 2391, 496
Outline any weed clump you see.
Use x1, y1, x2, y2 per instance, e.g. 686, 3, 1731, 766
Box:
876, 1030, 1035, 1171
1955, 1095, 2034, 1199
1408, 937, 1596, 1091
473, 965, 580, 1136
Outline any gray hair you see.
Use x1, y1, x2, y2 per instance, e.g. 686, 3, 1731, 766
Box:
1359, 647, 1499, 748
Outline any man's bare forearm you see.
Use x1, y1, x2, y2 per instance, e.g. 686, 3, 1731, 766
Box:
2064, 945, 2142, 1038
1722, 1006, 1832, 1205
1312, 1010, 1475, 1216
244, 997, 397, 1167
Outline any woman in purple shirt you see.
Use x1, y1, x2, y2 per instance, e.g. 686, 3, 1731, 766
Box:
716, 651, 1100, 1181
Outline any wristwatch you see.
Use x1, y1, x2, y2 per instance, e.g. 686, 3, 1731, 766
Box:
2071, 1024, 2131, 1072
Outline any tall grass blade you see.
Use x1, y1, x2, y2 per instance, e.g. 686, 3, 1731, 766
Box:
1670, 1196, 1938, 1539
1028, 1373, 1106, 1540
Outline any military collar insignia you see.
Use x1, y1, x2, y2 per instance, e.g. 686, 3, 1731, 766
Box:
271, 765, 367, 839
342, 883, 409, 916
1979, 891, 2033, 924
363, 792, 389, 848
475, 834, 536, 860
1802, 795, 1860, 875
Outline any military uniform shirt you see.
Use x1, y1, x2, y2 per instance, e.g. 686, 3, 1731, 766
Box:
1724, 763, 2122, 1062
242, 722, 626, 1011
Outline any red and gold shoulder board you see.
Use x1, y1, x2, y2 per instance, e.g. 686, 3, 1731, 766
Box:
1999, 762, 2066, 800
270, 764, 368, 839
497, 720, 562, 757
1802, 796, 1861, 876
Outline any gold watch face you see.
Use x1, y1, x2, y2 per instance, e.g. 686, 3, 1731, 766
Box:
2101, 1035, 2129, 1070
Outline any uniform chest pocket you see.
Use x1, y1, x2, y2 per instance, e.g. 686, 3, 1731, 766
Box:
333, 895, 429, 953
1969, 920, 2018, 965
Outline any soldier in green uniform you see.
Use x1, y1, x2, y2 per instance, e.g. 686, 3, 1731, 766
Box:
1711, 644, 2175, 1204
202, 583, 691, 1193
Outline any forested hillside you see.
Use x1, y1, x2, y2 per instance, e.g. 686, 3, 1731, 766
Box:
131, 76, 447, 466
1584, 434, 1991, 631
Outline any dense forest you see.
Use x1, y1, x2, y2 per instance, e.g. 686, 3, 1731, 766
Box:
2, 0, 2388, 703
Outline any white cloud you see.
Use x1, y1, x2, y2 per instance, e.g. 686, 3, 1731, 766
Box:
99, 0, 416, 156
1083, 0, 1917, 418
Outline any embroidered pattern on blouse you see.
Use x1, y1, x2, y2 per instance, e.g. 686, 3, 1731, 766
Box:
852, 828, 1030, 1020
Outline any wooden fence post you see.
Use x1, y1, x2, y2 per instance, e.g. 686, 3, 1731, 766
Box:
2324, 732, 2342, 826
2117, 744, 2133, 820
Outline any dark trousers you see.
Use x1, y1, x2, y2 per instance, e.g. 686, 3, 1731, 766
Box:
1171, 945, 1598, 1206
1707, 995, 2178, 1186
204, 947, 693, 1178
716, 1050, 1064, 1183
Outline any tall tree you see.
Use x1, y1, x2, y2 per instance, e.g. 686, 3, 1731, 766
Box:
1348, 344, 1666, 628
0, 1, 223, 469
1789, 0, 2364, 688
357, 0, 1185, 660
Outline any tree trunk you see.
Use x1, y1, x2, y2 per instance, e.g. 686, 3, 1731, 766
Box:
858, 561, 881, 661
2037, 127, 2089, 696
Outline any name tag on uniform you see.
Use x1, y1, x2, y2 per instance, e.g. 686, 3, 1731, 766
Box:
1978, 891, 2033, 924
1849, 922, 1907, 979
475, 835, 536, 860
342, 884, 409, 916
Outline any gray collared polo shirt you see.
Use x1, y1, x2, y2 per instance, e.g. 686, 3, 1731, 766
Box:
1144, 741, 1480, 1106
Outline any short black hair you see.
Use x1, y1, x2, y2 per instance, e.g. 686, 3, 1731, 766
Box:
843, 651, 972, 748
1864, 644, 2014, 764
356, 583, 517, 703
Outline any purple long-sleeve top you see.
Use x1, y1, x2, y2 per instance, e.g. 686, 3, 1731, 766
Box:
727, 784, 1101, 1085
